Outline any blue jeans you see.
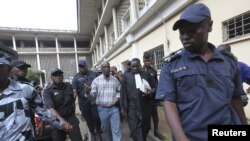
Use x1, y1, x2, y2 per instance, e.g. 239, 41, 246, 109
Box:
98, 106, 122, 141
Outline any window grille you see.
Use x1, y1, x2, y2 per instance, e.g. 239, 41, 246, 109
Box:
144, 45, 164, 70
222, 11, 250, 41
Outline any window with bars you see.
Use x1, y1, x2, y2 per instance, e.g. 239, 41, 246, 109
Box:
222, 11, 250, 41
144, 45, 164, 70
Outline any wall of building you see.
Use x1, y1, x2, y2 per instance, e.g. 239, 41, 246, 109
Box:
109, 45, 132, 71
137, 25, 166, 62
107, 0, 250, 118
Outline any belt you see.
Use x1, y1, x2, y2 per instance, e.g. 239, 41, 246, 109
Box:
98, 104, 116, 108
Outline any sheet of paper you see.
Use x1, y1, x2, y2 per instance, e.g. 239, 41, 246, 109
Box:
135, 74, 142, 89
142, 79, 151, 91
139, 79, 152, 93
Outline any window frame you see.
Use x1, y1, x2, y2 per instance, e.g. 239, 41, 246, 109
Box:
144, 45, 164, 70
222, 11, 250, 41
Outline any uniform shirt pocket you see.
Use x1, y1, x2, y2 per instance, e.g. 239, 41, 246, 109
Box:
174, 70, 198, 102
212, 74, 234, 99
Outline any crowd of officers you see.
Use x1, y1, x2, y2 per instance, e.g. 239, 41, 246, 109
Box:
1, 3, 250, 141
0, 41, 165, 141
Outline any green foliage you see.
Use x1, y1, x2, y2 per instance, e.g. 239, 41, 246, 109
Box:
26, 68, 40, 83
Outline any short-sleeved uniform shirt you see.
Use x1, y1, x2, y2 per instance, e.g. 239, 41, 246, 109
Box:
156, 43, 244, 141
238, 61, 250, 85
72, 71, 98, 106
43, 82, 74, 119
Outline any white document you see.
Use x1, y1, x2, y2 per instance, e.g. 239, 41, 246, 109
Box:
135, 74, 152, 93
139, 79, 152, 93
135, 74, 143, 89
142, 79, 152, 91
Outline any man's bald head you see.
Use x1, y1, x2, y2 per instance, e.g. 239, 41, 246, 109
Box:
217, 44, 231, 53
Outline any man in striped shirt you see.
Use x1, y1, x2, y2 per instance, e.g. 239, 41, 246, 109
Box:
88, 61, 122, 141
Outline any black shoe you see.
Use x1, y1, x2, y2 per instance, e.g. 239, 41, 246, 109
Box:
154, 130, 166, 140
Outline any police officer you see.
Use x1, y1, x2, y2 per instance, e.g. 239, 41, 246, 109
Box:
43, 68, 83, 141
72, 59, 102, 141
142, 52, 165, 140
10, 59, 44, 137
217, 44, 250, 106
156, 3, 247, 141
0, 45, 63, 141
10, 59, 32, 85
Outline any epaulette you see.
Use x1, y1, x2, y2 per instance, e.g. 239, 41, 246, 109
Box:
165, 53, 181, 63
220, 50, 238, 61
164, 49, 182, 63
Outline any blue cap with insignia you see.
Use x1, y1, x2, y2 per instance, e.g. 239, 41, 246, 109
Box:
173, 3, 211, 30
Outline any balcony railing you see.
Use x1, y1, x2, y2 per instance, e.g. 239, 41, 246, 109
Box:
16, 47, 36, 52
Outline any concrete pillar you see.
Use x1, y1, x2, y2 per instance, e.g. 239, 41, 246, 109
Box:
12, 34, 16, 51
99, 37, 103, 55
94, 49, 97, 64
55, 37, 60, 69
130, 0, 138, 24
35, 35, 41, 70
92, 54, 94, 66
112, 7, 118, 39
35, 35, 43, 85
104, 25, 109, 51
97, 12, 100, 24
74, 37, 79, 72
102, 0, 105, 11
96, 44, 100, 60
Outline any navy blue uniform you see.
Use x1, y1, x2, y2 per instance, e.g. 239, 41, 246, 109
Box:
72, 71, 101, 134
43, 82, 82, 141
238, 61, 250, 85
156, 43, 245, 141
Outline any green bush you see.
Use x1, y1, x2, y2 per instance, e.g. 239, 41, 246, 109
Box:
26, 68, 40, 84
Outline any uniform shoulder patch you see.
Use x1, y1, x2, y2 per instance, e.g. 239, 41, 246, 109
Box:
164, 49, 182, 63
166, 53, 181, 63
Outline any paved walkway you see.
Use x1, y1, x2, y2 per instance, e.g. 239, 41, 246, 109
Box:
71, 105, 172, 141
65, 99, 172, 141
